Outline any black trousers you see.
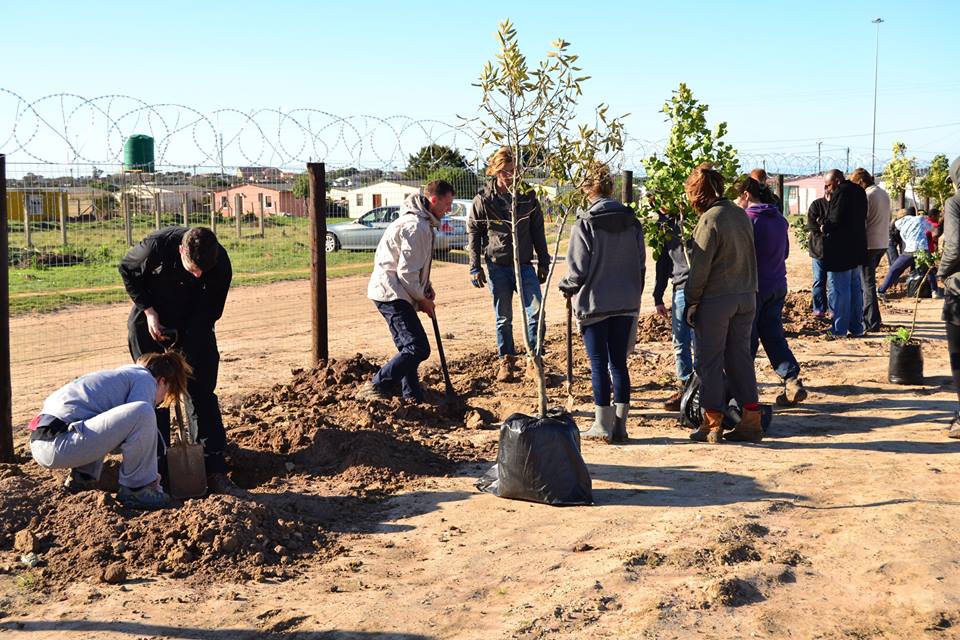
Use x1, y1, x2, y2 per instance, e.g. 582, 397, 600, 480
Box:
861, 248, 886, 332
127, 307, 227, 478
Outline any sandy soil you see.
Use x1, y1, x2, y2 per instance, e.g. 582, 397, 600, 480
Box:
3, 238, 960, 639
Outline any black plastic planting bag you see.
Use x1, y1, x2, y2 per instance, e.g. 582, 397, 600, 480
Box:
476, 412, 593, 506
680, 373, 772, 433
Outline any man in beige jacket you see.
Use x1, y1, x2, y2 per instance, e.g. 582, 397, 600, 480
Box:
851, 168, 891, 332
357, 180, 455, 403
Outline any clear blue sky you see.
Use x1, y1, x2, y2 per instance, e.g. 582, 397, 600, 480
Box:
3, 0, 959, 171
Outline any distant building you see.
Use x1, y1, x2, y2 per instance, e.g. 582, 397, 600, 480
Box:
343, 180, 422, 218
213, 183, 307, 217
235, 166, 282, 182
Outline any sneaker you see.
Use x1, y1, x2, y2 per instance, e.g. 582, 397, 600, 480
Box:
117, 483, 172, 510
355, 380, 390, 402
63, 469, 98, 494
206, 472, 242, 495
948, 413, 960, 439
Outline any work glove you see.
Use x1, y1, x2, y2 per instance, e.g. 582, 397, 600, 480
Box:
470, 268, 487, 289
537, 259, 550, 284
425, 283, 436, 301
684, 303, 699, 329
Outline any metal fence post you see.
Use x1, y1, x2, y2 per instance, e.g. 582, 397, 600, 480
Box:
258, 193, 265, 238
122, 173, 133, 246
621, 170, 633, 205
308, 163, 328, 364
234, 193, 242, 239
59, 193, 68, 247
182, 193, 189, 227
209, 191, 217, 232
154, 192, 161, 230
0, 155, 14, 462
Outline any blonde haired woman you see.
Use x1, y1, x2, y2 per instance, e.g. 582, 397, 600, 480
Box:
28, 351, 192, 510
468, 147, 551, 381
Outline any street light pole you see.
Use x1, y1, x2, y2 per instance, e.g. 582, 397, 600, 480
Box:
871, 17, 884, 175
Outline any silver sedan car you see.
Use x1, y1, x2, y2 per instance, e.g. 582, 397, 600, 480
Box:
326, 205, 468, 253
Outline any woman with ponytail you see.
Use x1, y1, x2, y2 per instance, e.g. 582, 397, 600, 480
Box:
683, 163, 762, 444
28, 351, 192, 510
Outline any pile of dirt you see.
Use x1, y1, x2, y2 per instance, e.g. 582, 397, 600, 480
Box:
782, 290, 827, 338
0, 469, 330, 590
636, 312, 672, 343
224, 353, 496, 496
0, 353, 503, 591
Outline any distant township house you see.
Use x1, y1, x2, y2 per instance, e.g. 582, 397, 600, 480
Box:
235, 166, 283, 182
784, 173, 920, 215
342, 180, 422, 218
213, 183, 307, 217
117, 183, 207, 213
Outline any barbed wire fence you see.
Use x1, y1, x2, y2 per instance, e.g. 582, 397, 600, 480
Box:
0, 90, 951, 441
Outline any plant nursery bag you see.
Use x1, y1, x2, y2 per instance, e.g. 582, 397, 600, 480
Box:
476, 411, 592, 506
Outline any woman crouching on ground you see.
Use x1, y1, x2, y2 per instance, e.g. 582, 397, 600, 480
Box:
28, 352, 192, 510
683, 163, 763, 443
559, 162, 645, 443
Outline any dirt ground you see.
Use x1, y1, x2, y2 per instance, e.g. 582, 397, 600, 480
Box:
3, 239, 960, 639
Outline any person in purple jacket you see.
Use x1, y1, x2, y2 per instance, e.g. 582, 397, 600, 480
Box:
733, 176, 807, 406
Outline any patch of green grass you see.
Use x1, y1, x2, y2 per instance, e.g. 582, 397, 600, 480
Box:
7, 215, 371, 315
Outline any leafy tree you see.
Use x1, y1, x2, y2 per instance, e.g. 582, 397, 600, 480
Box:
918, 154, 953, 210
637, 83, 739, 259
425, 167, 481, 198
881, 141, 917, 204
89, 180, 119, 193
292, 172, 310, 201
406, 144, 470, 178
475, 19, 626, 416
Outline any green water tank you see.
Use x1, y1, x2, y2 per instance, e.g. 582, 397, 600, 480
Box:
123, 134, 155, 173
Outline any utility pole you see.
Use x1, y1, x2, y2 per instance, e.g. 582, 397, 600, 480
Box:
871, 17, 884, 175
846, 147, 851, 173
817, 141, 823, 175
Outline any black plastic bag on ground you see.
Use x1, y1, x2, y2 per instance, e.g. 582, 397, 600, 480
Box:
476, 411, 593, 506
679, 373, 772, 433
906, 271, 932, 299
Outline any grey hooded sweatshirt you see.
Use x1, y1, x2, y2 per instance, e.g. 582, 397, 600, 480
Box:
558, 197, 646, 326
937, 156, 960, 296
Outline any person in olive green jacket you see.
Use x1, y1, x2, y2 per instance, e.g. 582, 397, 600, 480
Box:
683, 163, 762, 444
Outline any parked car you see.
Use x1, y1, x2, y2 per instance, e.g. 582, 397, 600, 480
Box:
326, 205, 469, 254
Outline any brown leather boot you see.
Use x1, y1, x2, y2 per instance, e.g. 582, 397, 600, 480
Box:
689, 410, 723, 443
724, 408, 764, 443
496, 355, 517, 382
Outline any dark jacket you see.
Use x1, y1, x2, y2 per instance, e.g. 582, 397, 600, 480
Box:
651, 215, 690, 306
745, 202, 789, 296
468, 181, 549, 271
937, 157, 960, 294
559, 197, 645, 323
119, 226, 232, 332
822, 180, 868, 272
684, 199, 758, 307
806, 197, 828, 259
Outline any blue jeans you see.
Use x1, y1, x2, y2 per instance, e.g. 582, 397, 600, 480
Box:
879, 253, 938, 293
827, 268, 864, 336
752, 288, 801, 381
486, 262, 544, 357
811, 258, 828, 315
582, 316, 634, 405
372, 299, 430, 401
671, 287, 695, 383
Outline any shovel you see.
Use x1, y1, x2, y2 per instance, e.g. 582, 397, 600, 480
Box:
430, 313, 458, 401
564, 298, 576, 412
166, 393, 208, 499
